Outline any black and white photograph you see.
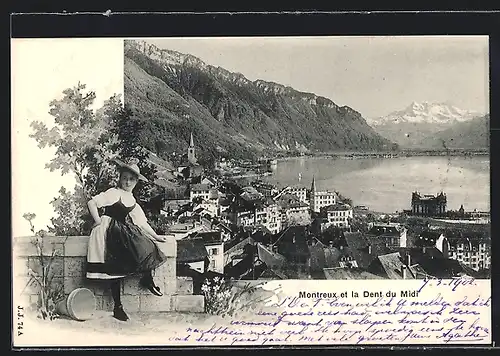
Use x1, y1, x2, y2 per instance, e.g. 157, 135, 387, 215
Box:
12, 35, 492, 347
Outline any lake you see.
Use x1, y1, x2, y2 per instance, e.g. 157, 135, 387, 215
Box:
264, 155, 490, 213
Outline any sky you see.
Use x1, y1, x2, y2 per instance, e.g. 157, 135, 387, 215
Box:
11, 39, 124, 237
145, 36, 489, 118
11, 36, 489, 237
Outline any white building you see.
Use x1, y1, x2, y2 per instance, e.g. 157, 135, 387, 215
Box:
194, 231, 225, 274
190, 183, 212, 202
276, 193, 311, 225
368, 222, 408, 248
310, 177, 338, 213
322, 203, 353, 229
275, 185, 308, 203
255, 199, 282, 234
230, 198, 282, 234
438, 235, 491, 271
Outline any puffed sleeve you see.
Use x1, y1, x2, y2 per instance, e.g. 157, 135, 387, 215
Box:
91, 187, 120, 208
129, 203, 150, 228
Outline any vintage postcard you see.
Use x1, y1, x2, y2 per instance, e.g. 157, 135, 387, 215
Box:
11, 36, 491, 347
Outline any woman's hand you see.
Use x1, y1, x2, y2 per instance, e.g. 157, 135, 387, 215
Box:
154, 235, 167, 243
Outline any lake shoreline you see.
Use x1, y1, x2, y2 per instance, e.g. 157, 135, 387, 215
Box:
274, 150, 489, 162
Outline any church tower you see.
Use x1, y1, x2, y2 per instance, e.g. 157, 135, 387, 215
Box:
187, 132, 197, 164
310, 176, 316, 212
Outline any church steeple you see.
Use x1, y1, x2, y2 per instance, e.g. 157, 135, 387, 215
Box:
188, 132, 196, 164
311, 176, 316, 193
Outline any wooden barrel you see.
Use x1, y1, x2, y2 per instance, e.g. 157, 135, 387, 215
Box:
56, 288, 96, 321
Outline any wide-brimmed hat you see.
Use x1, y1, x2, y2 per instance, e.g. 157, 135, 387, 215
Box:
112, 157, 148, 182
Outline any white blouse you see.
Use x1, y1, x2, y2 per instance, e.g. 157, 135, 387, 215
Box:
91, 187, 150, 228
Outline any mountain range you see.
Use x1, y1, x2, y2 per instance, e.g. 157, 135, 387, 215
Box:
123, 40, 394, 163
368, 102, 489, 149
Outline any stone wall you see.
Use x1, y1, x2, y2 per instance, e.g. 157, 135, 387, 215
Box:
13, 236, 204, 313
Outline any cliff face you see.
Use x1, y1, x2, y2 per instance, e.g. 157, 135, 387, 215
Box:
124, 40, 394, 161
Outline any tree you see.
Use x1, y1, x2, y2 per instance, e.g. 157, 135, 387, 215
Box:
29, 83, 159, 236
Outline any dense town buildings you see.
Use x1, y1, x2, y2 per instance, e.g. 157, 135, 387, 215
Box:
149, 135, 490, 282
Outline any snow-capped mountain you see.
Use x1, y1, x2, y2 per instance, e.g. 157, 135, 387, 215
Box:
368, 101, 482, 126
368, 102, 487, 149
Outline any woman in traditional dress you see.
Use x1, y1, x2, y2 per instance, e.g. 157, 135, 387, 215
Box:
86, 158, 167, 321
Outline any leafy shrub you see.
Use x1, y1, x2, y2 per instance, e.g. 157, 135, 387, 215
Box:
201, 277, 264, 317
22, 213, 66, 320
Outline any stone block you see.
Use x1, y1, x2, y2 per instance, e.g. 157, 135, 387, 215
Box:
13, 236, 66, 257
176, 277, 193, 295
157, 258, 176, 279
64, 257, 86, 276
63, 276, 86, 294
163, 276, 177, 295
139, 295, 172, 312
157, 236, 177, 258
121, 295, 140, 312
64, 236, 89, 257
84, 279, 112, 296
97, 295, 114, 311
28, 256, 64, 277
121, 275, 147, 295
97, 294, 140, 313
13, 256, 28, 276
171, 295, 205, 313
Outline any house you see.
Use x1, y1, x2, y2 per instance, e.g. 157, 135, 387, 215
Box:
161, 199, 192, 218
368, 252, 420, 280
176, 238, 209, 274
367, 222, 408, 248
225, 244, 267, 280
384, 246, 479, 279
227, 192, 282, 234
207, 219, 235, 242
309, 239, 356, 279
196, 192, 220, 218
415, 230, 445, 248
416, 229, 491, 272
190, 183, 212, 202
343, 232, 391, 270
275, 185, 308, 203
188, 231, 225, 274
411, 191, 447, 217
276, 193, 310, 225
321, 203, 353, 230
442, 233, 491, 272
256, 244, 293, 279
168, 221, 207, 240
252, 181, 279, 198
254, 197, 282, 234
310, 177, 338, 213
273, 226, 311, 264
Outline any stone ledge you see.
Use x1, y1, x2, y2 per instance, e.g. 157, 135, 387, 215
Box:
171, 295, 204, 313
140, 295, 173, 312
12, 235, 207, 315
13, 235, 177, 258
